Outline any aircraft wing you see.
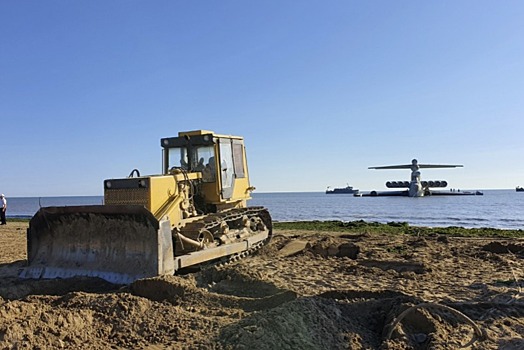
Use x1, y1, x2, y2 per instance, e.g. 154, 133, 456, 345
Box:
368, 165, 412, 170
418, 164, 463, 168
369, 164, 463, 169
360, 190, 409, 197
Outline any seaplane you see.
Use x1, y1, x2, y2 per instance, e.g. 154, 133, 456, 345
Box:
358, 159, 483, 197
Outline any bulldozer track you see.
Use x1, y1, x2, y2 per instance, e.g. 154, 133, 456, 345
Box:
178, 206, 272, 270
180, 206, 272, 233
214, 236, 268, 269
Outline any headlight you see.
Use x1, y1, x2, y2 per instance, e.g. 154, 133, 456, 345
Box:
106, 181, 112, 189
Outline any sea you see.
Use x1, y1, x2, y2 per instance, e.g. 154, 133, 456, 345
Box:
5, 190, 524, 230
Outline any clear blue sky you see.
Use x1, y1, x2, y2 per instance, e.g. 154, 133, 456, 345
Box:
1, 1, 523, 197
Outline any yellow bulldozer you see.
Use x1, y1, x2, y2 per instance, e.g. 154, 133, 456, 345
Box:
21, 130, 272, 284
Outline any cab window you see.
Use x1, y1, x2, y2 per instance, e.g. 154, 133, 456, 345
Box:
168, 147, 188, 170
232, 142, 245, 178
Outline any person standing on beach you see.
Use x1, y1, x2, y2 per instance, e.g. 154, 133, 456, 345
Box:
0, 194, 6, 225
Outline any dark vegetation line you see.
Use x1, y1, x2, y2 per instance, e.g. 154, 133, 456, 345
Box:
7, 218, 524, 238
6, 218, 30, 223
273, 220, 524, 238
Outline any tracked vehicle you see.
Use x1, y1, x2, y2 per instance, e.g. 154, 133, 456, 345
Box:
21, 130, 272, 284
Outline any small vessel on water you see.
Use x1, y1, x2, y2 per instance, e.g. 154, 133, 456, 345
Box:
517, 186, 524, 192
326, 184, 359, 194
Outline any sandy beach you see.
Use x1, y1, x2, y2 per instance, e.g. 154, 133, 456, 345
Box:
0, 221, 523, 349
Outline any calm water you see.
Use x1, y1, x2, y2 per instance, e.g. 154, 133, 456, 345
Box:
6, 190, 524, 229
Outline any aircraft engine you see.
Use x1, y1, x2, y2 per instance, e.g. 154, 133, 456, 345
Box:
386, 181, 411, 188
425, 180, 448, 187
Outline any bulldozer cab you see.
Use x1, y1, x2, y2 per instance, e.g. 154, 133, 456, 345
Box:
161, 130, 252, 205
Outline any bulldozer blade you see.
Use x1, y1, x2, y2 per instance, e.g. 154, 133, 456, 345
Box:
20, 205, 175, 284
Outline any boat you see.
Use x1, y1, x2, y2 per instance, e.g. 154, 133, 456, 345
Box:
326, 184, 359, 194
517, 186, 524, 192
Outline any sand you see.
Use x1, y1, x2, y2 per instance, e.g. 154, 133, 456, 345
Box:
0, 222, 523, 349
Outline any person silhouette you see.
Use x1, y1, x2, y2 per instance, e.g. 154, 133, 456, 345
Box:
202, 157, 216, 181
0, 194, 6, 225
